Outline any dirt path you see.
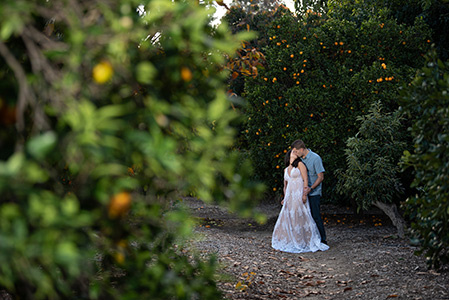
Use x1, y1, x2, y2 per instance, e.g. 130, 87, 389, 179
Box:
187, 198, 449, 300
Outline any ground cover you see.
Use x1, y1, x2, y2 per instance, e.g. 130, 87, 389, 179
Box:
189, 198, 449, 300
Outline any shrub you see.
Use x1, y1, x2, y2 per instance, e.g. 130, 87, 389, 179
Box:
0, 0, 263, 298
400, 50, 449, 269
336, 101, 408, 237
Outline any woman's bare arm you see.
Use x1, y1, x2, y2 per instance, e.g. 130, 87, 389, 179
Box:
283, 179, 288, 196
298, 162, 308, 188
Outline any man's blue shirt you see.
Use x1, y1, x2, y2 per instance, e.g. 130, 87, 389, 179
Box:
301, 149, 325, 196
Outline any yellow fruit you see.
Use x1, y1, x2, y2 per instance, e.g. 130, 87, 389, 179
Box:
181, 67, 193, 82
93, 61, 113, 84
114, 252, 125, 264
108, 192, 132, 219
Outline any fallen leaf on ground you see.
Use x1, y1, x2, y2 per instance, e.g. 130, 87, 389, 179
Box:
305, 281, 316, 286
304, 290, 321, 296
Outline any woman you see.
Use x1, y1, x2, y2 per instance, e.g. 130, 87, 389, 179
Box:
271, 149, 329, 253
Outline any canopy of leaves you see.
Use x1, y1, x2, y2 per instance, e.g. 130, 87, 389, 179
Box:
336, 101, 407, 210
239, 4, 430, 202
328, 0, 449, 60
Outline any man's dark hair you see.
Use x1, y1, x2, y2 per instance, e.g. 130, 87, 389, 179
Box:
291, 139, 306, 150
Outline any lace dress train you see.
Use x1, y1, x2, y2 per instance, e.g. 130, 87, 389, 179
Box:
272, 167, 329, 253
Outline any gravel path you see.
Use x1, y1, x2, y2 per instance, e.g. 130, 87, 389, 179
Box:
187, 198, 449, 300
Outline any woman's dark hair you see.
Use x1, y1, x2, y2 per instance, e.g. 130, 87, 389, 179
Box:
284, 150, 292, 167
291, 157, 301, 168
284, 149, 302, 168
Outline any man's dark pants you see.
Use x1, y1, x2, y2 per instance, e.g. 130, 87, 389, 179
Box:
309, 195, 326, 243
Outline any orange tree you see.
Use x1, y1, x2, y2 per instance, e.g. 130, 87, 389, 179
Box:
241, 5, 431, 202
328, 0, 449, 60
0, 0, 263, 299
224, 2, 283, 98
223, 2, 284, 149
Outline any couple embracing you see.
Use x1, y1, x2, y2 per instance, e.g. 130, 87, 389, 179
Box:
271, 139, 329, 253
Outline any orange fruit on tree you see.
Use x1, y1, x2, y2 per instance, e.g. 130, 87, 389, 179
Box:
108, 192, 132, 219
181, 67, 193, 82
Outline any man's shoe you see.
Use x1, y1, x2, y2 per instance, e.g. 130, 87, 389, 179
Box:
321, 241, 328, 245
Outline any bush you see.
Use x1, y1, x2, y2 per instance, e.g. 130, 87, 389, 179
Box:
0, 0, 263, 298
400, 50, 449, 269
336, 101, 408, 237
240, 5, 431, 203
337, 101, 407, 209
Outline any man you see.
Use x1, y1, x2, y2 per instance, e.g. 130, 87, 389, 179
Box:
291, 139, 327, 245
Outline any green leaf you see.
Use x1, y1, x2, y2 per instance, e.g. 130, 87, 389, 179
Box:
0, 17, 23, 40
27, 131, 57, 160
207, 94, 228, 121
61, 195, 80, 217
56, 241, 80, 276
26, 162, 49, 183
136, 61, 157, 84
6, 152, 25, 175
90, 163, 127, 178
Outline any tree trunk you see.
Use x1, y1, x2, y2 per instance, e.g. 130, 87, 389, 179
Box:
373, 201, 407, 239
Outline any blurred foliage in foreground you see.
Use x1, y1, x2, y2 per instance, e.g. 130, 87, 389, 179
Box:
0, 0, 264, 298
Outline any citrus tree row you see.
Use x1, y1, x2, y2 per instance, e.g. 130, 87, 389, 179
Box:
239, 6, 430, 203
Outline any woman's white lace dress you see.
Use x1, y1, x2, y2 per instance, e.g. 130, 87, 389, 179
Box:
272, 167, 329, 253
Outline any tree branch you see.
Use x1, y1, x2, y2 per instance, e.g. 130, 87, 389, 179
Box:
0, 40, 35, 141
